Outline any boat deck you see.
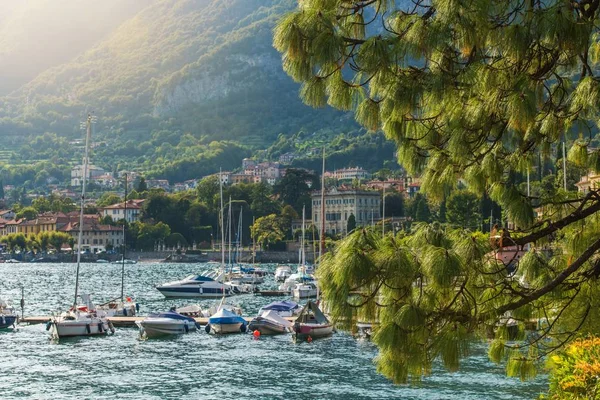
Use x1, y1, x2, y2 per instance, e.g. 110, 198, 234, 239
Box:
20, 315, 296, 327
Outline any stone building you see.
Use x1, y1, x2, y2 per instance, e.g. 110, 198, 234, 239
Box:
311, 188, 381, 235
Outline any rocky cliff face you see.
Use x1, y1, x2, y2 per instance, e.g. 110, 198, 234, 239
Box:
154, 50, 285, 117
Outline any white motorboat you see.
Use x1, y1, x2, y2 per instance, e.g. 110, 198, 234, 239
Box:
136, 311, 199, 338
274, 265, 292, 282
293, 281, 318, 299
293, 300, 333, 341
156, 273, 233, 298
96, 259, 109, 263
248, 310, 293, 335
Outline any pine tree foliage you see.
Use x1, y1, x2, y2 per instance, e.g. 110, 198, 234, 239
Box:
279, 0, 600, 384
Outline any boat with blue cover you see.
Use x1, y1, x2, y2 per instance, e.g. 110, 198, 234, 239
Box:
136, 311, 200, 338
258, 300, 301, 317
207, 300, 247, 334
0, 298, 17, 329
156, 273, 233, 298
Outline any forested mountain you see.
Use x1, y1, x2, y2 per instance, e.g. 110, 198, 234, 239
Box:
0, 0, 374, 186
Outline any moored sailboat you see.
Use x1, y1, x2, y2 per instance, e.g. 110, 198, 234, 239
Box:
48, 114, 113, 339
292, 300, 333, 341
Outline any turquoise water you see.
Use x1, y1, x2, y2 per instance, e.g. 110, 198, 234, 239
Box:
0, 262, 547, 399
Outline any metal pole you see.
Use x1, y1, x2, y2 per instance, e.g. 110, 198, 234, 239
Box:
20, 285, 24, 321
74, 114, 92, 309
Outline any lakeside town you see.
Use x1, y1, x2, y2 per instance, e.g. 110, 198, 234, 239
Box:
0, 154, 423, 259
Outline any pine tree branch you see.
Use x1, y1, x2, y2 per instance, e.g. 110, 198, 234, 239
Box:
512, 190, 600, 246
494, 237, 600, 315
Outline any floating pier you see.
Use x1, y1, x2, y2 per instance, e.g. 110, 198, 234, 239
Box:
20, 315, 296, 328
255, 290, 290, 296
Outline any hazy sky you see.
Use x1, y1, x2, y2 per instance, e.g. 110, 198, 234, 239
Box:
0, 0, 153, 95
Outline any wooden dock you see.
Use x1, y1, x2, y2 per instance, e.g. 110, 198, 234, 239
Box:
20, 315, 296, 327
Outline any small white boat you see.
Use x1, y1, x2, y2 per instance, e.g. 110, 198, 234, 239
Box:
136, 311, 199, 338
95, 297, 137, 317
293, 301, 333, 341
292, 281, 318, 299
96, 259, 109, 263
207, 302, 247, 334
274, 265, 292, 282
248, 310, 293, 335
5, 259, 20, 263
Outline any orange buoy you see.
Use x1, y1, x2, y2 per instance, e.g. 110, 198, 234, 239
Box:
253, 330, 261, 339
307, 335, 313, 343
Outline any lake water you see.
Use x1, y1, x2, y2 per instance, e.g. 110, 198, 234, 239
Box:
0, 262, 547, 399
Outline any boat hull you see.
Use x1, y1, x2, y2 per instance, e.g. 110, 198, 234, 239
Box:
156, 287, 232, 298
0, 315, 17, 329
248, 319, 288, 335
210, 322, 244, 334
293, 323, 334, 340
137, 319, 197, 338
52, 319, 111, 338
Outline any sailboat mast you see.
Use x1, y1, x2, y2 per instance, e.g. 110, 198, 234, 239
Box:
319, 147, 325, 262
237, 207, 243, 264
252, 216, 256, 265
121, 173, 128, 302
219, 169, 225, 271
73, 114, 92, 308
228, 196, 232, 269
301, 205, 306, 265
382, 184, 386, 237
